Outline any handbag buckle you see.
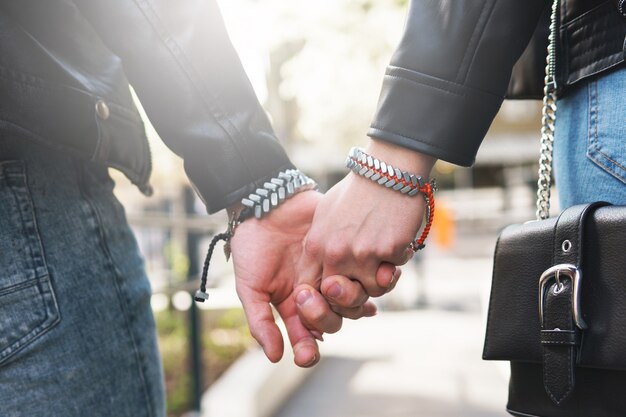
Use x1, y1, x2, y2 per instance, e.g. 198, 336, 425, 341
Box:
539, 264, 587, 330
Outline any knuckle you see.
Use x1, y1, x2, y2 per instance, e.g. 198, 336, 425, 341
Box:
304, 235, 323, 258
325, 241, 349, 266
376, 246, 397, 262
351, 242, 372, 263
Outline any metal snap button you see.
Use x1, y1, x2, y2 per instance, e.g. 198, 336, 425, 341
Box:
95, 100, 110, 120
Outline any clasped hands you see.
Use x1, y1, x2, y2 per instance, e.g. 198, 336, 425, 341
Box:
230, 141, 435, 367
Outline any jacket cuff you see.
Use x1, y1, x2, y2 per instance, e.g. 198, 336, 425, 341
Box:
186, 150, 296, 214
205, 162, 296, 214
368, 66, 504, 167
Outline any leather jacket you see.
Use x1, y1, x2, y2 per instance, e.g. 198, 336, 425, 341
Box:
1, 1, 624, 213
0, 0, 293, 213
369, 0, 626, 167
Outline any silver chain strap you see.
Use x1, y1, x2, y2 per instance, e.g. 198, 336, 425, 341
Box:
536, 0, 559, 220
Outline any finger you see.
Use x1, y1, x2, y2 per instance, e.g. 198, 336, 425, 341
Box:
310, 330, 324, 342
294, 284, 343, 334
375, 262, 398, 289
326, 250, 411, 298
296, 237, 324, 294
386, 267, 402, 293
330, 300, 378, 320
320, 275, 369, 308
363, 301, 378, 317
236, 285, 284, 363
321, 243, 385, 298
328, 265, 387, 298
274, 298, 321, 368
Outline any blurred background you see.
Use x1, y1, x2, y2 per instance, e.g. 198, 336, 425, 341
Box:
110, 1, 558, 416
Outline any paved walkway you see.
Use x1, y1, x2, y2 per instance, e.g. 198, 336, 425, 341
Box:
273, 256, 510, 417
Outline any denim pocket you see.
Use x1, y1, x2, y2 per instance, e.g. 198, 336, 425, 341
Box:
0, 161, 60, 367
587, 69, 626, 185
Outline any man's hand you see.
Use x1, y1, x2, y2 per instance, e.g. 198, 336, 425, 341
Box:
298, 139, 436, 323
231, 190, 376, 367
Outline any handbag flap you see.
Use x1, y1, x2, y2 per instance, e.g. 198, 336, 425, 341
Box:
483, 205, 626, 370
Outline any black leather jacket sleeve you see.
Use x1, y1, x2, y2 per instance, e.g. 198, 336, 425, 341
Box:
73, 0, 294, 213
369, 0, 547, 167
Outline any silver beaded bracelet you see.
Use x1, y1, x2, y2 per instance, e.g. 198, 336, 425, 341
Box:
346, 147, 434, 196
240, 168, 317, 220
195, 168, 317, 302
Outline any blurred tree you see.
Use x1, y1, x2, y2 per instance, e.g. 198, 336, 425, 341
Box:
218, 0, 407, 170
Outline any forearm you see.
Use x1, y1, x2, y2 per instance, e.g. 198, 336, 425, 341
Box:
75, 0, 294, 213
365, 138, 437, 179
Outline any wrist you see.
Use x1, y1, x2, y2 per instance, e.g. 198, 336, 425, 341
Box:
365, 138, 436, 178
239, 169, 317, 220
345, 144, 437, 251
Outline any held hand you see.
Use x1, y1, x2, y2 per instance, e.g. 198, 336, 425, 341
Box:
232, 191, 321, 367
298, 140, 436, 313
231, 190, 376, 367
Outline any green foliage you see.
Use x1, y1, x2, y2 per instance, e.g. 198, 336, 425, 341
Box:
156, 310, 190, 416
156, 308, 254, 417
163, 242, 190, 283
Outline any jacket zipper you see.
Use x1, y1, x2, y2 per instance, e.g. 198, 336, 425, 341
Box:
547, 0, 559, 92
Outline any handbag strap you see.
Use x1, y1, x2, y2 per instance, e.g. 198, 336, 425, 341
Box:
539, 203, 609, 404
535, 0, 583, 404
536, 0, 560, 221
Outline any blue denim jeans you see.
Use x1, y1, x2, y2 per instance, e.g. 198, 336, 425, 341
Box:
0, 135, 165, 416
554, 66, 626, 208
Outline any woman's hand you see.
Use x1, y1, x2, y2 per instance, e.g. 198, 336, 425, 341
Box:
297, 140, 436, 318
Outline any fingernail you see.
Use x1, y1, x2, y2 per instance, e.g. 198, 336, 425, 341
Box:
296, 289, 313, 306
311, 331, 324, 342
294, 343, 319, 368
327, 282, 343, 299
302, 352, 319, 367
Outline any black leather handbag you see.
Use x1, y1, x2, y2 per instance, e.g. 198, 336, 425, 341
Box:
482, 1, 626, 416
483, 203, 626, 416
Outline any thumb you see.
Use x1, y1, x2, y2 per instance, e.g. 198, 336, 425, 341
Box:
294, 283, 343, 334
